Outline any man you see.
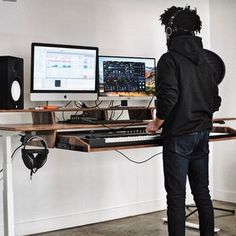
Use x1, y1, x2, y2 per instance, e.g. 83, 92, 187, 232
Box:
146, 6, 221, 236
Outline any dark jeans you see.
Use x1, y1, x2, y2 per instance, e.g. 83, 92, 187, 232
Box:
163, 130, 214, 236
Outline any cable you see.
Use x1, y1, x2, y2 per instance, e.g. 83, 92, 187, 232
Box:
80, 100, 103, 109
62, 101, 73, 120
95, 100, 103, 108
0, 142, 24, 178
115, 109, 124, 120
73, 100, 103, 116
114, 149, 162, 164
147, 95, 155, 108
74, 101, 83, 109
108, 100, 113, 108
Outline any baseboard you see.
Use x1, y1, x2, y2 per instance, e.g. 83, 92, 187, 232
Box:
213, 189, 236, 203
0, 198, 166, 236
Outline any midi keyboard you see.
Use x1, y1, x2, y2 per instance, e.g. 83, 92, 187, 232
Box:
56, 127, 162, 150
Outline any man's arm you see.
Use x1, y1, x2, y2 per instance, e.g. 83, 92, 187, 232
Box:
146, 117, 164, 134
155, 53, 179, 120
146, 53, 178, 134
213, 82, 221, 112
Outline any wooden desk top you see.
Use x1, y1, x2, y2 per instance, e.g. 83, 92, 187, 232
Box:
0, 123, 59, 131
1, 120, 236, 132
0, 122, 148, 132
1, 121, 236, 151
0, 106, 154, 113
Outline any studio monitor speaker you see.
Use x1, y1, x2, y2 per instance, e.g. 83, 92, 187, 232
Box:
0, 56, 24, 109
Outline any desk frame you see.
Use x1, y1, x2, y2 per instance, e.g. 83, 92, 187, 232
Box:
2, 131, 20, 236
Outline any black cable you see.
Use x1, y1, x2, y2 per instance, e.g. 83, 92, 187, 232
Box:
147, 96, 155, 108
108, 101, 114, 120
106, 102, 122, 121
0, 143, 24, 175
74, 101, 83, 109
62, 101, 73, 120
115, 110, 124, 120
74, 101, 83, 116
108, 100, 113, 108
115, 149, 162, 164
99, 122, 136, 130
109, 104, 122, 108
73, 100, 103, 116
81, 100, 103, 109
95, 100, 103, 108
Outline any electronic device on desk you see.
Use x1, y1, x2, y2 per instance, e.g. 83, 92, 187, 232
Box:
98, 55, 156, 104
59, 115, 99, 124
30, 42, 99, 102
56, 127, 162, 150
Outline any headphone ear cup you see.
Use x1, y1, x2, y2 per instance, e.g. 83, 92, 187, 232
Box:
166, 26, 173, 36
34, 152, 47, 169
22, 150, 35, 170
21, 136, 49, 179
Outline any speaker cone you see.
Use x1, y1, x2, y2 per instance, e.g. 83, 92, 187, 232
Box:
11, 80, 21, 102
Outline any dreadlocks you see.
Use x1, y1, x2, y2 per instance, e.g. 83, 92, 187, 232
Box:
160, 5, 202, 34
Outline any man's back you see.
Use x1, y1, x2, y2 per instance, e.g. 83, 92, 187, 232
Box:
156, 35, 220, 136
146, 6, 220, 236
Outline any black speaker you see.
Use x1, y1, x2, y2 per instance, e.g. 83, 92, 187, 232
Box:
0, 56, 24, 109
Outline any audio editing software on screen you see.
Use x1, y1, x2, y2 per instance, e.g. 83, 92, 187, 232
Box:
103, 61, 146, 92
99, 56, 156, 98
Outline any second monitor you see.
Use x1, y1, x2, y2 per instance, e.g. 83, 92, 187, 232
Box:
99, 55, 156, 100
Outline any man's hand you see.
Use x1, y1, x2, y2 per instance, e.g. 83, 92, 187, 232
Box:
146, 118, 164, 134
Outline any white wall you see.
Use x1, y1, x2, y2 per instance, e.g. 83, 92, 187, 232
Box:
209, 0, 236, 203
0, 0, 210, 235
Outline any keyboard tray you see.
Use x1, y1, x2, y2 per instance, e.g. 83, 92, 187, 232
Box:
56, 127, 163, 152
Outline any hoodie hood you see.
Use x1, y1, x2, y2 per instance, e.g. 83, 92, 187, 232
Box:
169, 35, 205, 65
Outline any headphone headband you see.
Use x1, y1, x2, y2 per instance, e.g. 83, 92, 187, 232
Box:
165, 9, 183, 36
23, 135, 48, 149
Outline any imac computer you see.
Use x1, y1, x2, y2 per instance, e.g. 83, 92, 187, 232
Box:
30, 42, 98, 101
98, 55, 156, 101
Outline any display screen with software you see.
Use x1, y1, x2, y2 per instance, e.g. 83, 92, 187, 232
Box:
31, 42, 98, 101
99, 56, 156, 100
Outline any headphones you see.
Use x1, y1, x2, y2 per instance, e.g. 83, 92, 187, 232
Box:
165, 10, 183, 36
21, 135, 49, 179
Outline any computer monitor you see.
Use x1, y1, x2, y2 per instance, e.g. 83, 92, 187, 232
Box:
98, 55, 156, 100
30, 42, 98, 101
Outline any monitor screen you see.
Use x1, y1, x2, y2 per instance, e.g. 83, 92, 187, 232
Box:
99, 56, 156, 100
30, 42, 98, 101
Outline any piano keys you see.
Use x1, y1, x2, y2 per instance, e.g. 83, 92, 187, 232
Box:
56, 127, 162, 150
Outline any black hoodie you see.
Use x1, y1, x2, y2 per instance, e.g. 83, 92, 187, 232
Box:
156, 35, 221, 136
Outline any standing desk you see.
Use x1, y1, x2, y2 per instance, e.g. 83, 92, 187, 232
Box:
0, 120, 154, 236
1, 111, 236, 235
